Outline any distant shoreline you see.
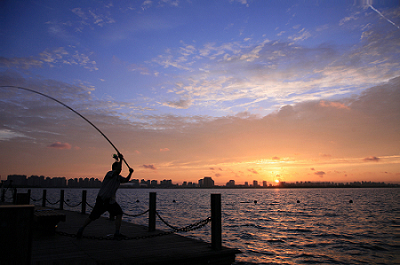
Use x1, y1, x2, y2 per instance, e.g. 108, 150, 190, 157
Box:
5, 184, 400, 189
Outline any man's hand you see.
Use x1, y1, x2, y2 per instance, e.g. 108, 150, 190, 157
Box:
118, 153, 124, 160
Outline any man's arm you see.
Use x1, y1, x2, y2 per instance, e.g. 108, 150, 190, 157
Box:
121, 168, 134, 183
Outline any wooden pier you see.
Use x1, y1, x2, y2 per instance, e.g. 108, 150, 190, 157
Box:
31, 209, 239, 265
1, 191, 240, 265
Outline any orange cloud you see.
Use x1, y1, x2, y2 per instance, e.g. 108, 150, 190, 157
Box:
319, 100, 350, 110
47, 142, 71, 150
142, 164, 157, 170
160, 148, 170, 152
363, 156, 380, 162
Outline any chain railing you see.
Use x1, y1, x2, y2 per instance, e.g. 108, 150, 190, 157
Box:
56, 214, 211, 241
2, 189, 222, 249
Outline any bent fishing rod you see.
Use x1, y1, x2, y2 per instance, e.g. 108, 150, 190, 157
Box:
0, 85, 132, 170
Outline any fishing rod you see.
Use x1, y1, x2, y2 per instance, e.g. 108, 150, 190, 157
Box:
0, 85, 132, 170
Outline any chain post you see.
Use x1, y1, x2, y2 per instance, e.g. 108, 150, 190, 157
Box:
149, 192, 156, 232
12, 188, 17, 204
211, 193, 222, 250
27, 189, 31, 204
42, 189, 47, 207
59, 190, 64, 210
81, 190, 87, 214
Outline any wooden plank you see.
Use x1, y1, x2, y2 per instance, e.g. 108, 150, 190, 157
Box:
31, 209, 240, 265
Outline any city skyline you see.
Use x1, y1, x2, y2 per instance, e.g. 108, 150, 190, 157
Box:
3, 174, 399, 189
1, 1, 399, 185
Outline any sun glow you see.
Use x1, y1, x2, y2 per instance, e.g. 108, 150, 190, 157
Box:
275, 179, 280, 184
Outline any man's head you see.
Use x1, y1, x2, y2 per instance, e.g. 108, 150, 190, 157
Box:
112, 162, 122, 173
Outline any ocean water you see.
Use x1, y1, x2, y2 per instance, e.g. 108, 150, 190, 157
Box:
16, 188, 400, 264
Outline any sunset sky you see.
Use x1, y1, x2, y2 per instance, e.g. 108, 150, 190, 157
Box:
1, 0, 399, 185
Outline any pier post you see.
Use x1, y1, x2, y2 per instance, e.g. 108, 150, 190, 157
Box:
211, 193, 222, 250
12, 188, 17, 204
42, 189, 47, 207
149, 192, 156, 232
27, 189, 31, 204
1, 185, 4, 202
81, 190, 87, 214
59, 190, 64, 210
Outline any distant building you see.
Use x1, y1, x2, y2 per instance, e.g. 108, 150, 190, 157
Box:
253, 180, 258, 187
263, 181, 267, 187
199, 177, 214, 187
226, 180, 235, 187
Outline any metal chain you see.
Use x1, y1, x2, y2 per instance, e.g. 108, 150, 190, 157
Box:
46, 198, 60, 205
63, 200, 82, 207
30, 197, 42, 202
124, 209, 149, 217
156, 211, 178, 230
55, 216, 211, 241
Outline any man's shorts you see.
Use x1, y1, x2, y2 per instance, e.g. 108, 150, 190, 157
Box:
89, 196, 123, 220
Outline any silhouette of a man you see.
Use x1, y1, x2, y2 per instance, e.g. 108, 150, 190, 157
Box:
77, 153, 133, 239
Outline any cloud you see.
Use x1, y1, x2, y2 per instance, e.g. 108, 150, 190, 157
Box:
147, 13, 400, 117
0, 57, 43, 69
314, 171, 325, 177
142, 164, 157, 170
248, 168, 258, 174
0, 129, 27, 141
319, 100, 350, 110
160, 148, 170, 152
48, 142, 72, 149
71, 7, 115, 28
272, 156, 280, 160
363, 156, 380, 162
1, 72, 399, 183
2, 47, 98, 71
163, 98, 192, 109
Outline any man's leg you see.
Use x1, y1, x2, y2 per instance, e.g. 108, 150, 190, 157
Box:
115, 214, 122, 235
77, 197, 104, 239
77, 218, 92, 239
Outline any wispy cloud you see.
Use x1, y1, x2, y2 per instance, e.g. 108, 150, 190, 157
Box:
1, 47, 98, 71
363, 156, 380, 162
143, 164, 157, 170
0, 129, 27, 141
48, 142, 72, 149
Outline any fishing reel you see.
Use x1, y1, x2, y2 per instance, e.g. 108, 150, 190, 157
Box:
113, 154, 119, 161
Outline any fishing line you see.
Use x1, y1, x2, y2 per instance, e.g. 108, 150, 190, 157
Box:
0, 85, 131, 169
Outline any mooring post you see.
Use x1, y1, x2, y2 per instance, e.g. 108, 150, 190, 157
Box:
12, 188, 17, 204
59, 190, 64, 210
81, 190, 87, 214
211, 193, 222, 250
42, 189, 47, 207
1, 185, 4, 202
149, 192, 156, 232
27, 189, 31, 204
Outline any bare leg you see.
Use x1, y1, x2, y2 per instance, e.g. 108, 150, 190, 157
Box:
77, 217, 93, 239
82, 217, 93, 228
115, 214, 122, 234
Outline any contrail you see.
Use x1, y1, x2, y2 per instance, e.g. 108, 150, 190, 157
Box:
369, 5, 400, 29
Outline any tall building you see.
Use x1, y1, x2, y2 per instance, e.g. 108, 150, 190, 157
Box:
226, 180, 235, 187
199, 177, 214, 187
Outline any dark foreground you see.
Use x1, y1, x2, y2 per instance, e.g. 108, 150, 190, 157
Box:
1, 204, 239, 265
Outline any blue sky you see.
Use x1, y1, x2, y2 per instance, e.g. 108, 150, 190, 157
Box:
1, 0, 399, 184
